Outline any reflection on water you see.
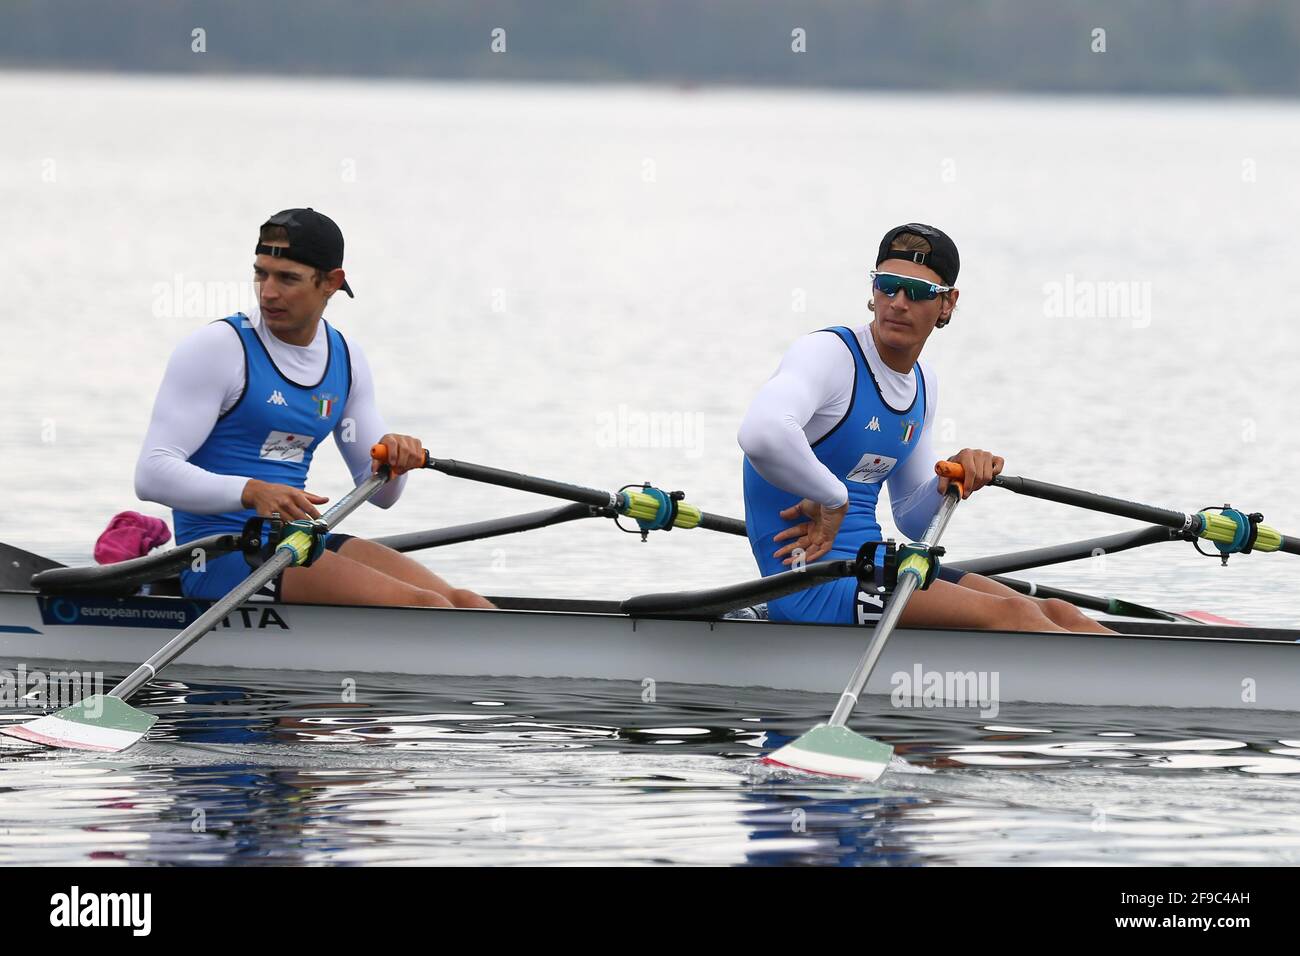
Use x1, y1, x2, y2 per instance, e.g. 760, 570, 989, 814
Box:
3, 669, 1300, 865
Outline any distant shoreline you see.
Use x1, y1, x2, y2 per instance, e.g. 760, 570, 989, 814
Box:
2, 0, 1297, 100
2, 64, 1298, 105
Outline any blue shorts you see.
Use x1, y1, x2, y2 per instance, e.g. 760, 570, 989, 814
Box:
179, 533, 354, 601
767, 565, 967, 625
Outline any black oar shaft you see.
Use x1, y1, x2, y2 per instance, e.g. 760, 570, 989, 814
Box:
423, 455, 747, 536
32, 533, 242, 594
986, 575, 1183, 622
621, 559, 855, 617
952, 525, 1175, 576
993, 473, 1300, 555
427, 458, 619, 510
993, 475, 1199, 533
695, 512, 748, 537
374, 504, 601, 552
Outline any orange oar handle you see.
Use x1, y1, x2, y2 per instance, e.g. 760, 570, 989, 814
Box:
370, 443, 432, 469
934, 460, 966, 499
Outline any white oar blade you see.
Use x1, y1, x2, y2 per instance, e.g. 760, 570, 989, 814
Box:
0, 695, 156, 753
762, 724, 894, 781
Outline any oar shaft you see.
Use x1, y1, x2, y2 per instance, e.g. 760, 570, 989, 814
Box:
428, 458, 618, 509
32, 532, 242, 594
992, 474, 1300, 556
108, 471, 389, 702
621, 558, 856, 617
695, 512, 748, 536
951, 525, 1175, 576
422, 454, 747, 536
373, 504, 601, 553
993, 475, 1196, 532
828, 485, 962, 727
985, 575, 1184, 622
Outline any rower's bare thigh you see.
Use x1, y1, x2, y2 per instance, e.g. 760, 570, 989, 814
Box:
333, 538, 496, 609
950, 573, 1030, 600
279, 550, 452, 608
334, 537, 454, 593
897, 578, 1062, 632
952, 570, 1114, 634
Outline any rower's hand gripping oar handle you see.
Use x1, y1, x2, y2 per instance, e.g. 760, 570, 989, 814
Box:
935, 460, 967, 499
371, 442, 429, 472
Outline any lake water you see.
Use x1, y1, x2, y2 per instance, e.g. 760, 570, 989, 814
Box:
1, 71, 1299, 866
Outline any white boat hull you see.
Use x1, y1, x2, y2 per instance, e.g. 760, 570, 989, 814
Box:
1, 589, 1297, 711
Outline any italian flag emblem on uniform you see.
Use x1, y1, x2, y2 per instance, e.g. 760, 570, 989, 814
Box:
901, 420, 918, 444
312, 393, 338, 420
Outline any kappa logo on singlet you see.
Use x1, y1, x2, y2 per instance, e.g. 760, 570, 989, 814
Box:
259, 430, 313, 462
266, 390, 288, 406
846, 452, 898, 484
866, 416, 881, 432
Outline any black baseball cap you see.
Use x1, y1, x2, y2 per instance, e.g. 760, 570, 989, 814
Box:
876, 223, 959, 286
255, 208, 354, 298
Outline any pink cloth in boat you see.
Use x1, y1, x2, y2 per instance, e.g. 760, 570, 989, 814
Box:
94, 511, 172, 564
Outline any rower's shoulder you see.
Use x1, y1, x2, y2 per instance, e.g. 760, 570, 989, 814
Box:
169, 315, 245, 357
785, 326, 858, 361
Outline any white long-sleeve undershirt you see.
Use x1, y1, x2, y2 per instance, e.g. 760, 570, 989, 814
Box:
737, 324, 943, 540
134, 307, 407, 515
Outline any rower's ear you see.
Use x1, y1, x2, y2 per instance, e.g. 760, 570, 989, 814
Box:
322, 267, 348, 298
937, 288, 959, 328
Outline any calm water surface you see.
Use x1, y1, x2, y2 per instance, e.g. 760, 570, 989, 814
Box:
2, 73, 1300, 865
3, 669, 1300, 865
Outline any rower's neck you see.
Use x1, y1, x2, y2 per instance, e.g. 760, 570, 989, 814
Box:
869, 321, 921, 374
267, 315, 323, 348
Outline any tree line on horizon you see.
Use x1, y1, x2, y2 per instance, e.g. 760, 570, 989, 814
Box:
2, 0, 1297, 97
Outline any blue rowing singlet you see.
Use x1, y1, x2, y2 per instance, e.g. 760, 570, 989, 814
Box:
742, 326, 926, 624
172, 314, 352, 546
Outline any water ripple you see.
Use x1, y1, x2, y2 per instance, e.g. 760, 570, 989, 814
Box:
4, 669, 1300, 864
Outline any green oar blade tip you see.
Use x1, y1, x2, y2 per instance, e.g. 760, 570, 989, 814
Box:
762, 724, 894, 781
0, 695, 157, 753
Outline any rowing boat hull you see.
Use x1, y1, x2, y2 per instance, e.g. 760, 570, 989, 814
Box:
1, 589, 1297, 711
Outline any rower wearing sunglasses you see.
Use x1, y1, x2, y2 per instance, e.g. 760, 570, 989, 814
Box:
739, 223, 1111, 634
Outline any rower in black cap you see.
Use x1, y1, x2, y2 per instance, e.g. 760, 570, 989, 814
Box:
135, 209, 495, 611
738, 223, 1113, 634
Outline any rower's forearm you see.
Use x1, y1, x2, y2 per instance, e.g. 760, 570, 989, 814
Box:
738, 417, 848, 508
365, 469, 406, 509
892, 474, 943, 541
